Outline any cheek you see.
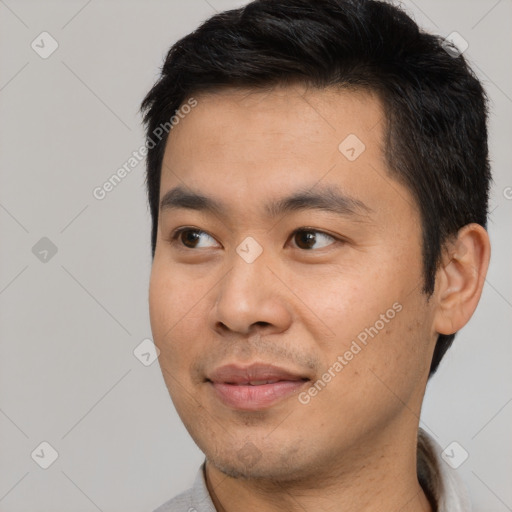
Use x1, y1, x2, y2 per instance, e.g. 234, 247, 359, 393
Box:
148, 259, 207, 360
149, 262, 209, 413
345, 295, 432, 402
302, 301, 432, 442
307, 255, 430, 379
301, 264, 394, 346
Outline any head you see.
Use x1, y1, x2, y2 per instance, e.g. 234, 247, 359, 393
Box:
141, 0, 490, 483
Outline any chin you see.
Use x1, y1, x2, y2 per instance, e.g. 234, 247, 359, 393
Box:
204, 440, 312, 483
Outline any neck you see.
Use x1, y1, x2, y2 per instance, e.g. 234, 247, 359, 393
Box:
204, 427, 433, 512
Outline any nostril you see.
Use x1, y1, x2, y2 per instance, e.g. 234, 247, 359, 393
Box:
254, 321, 271, 328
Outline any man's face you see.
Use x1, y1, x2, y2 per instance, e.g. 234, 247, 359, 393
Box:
149, 86, 439, 482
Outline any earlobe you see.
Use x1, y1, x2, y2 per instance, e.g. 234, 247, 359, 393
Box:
433, 223, 491, 335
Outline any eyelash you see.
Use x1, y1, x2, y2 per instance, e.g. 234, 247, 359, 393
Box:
168, 227, 341, 251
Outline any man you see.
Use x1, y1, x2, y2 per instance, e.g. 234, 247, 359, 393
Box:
141, 0, 491, 510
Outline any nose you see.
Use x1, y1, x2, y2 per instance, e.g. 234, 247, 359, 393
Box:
210, 250, 293, 337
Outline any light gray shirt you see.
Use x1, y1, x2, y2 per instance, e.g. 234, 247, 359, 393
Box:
154, 428, 471, 512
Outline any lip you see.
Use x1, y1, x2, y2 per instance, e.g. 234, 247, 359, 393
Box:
207, 363, 310, 411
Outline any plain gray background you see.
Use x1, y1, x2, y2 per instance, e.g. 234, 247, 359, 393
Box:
0, 0, 510, 510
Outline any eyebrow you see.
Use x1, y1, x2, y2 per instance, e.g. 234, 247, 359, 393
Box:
159, 184, 372, 220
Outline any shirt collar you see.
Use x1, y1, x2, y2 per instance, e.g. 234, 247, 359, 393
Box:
417, 428, 472, 511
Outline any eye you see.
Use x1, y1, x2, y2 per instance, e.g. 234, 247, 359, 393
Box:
291, 228, 337, 250
171, 228, 219, 249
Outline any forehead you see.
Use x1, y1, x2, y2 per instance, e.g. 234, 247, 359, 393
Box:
165, 85, 385, 165
160, 85, 415, 222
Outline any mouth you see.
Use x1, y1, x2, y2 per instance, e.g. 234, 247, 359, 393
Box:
206, 363, 311, 411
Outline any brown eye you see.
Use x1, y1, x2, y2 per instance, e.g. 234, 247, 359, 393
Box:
180, 229, 200, 248
173, 228, 218, 249
292, 229, 336, 250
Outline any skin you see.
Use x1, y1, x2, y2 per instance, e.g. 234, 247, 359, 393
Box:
149, 85, 490, 512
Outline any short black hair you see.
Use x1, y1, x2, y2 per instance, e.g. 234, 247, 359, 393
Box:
140, 0, 491, 377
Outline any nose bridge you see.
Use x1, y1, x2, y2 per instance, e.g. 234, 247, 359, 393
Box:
212, 241, 291, 334
222, 244, 269, 308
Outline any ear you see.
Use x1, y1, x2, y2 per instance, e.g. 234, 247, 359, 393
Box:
433, 223, 491, 335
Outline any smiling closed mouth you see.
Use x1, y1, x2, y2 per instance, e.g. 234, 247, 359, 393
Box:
206, 363, 310, 410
